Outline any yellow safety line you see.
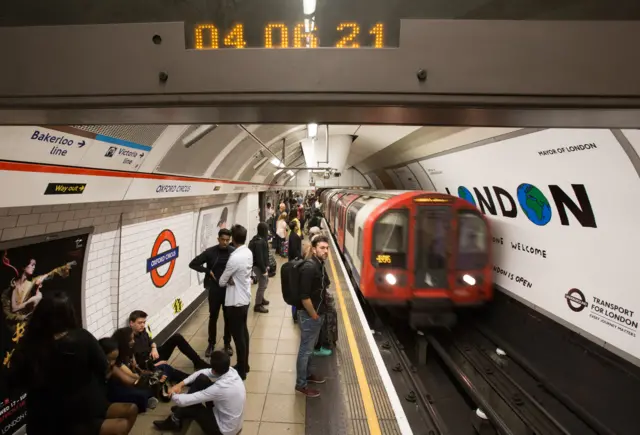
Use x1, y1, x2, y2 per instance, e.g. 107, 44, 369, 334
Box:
327, 250, 382, 435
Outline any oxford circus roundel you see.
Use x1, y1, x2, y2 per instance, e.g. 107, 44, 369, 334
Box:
146, 229, 180, 288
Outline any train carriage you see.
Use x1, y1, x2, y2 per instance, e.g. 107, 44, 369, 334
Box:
319, 188, 493, 328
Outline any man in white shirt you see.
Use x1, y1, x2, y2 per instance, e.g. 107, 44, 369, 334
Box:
152, 351, 246, 435
219, 225, 252, 380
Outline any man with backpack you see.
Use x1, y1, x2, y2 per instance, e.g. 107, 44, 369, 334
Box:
288, 235, 331, 398
189, 228, 235, 358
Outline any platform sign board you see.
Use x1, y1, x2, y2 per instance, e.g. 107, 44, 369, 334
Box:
0, 126, 151, 172
0, 232, 88, 435
421, 128, 640, 360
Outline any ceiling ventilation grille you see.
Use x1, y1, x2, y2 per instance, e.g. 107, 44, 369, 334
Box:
71, 125, 166, 147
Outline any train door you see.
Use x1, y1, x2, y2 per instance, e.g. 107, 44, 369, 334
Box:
329, 193, 345, 230
413, 205, 453, 291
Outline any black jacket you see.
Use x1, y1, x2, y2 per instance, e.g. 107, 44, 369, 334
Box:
288, 232, 302, 261
297, 256, 331, 315
189, 245, 236, 289
248, 235, 269, 274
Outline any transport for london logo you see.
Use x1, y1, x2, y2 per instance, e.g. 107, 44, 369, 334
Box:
147, 229, 180, 288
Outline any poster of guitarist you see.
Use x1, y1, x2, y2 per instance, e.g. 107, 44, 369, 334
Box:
0, 232, 88, 435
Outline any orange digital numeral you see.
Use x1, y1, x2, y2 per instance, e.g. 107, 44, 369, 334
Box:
294, 23, 318, 48
336, 22, 360, 48
223, 23, 247, 48
265, 23, 289, 48
194, 24, 219, 49
369, 23, 385, 48
376, 254, 392, 264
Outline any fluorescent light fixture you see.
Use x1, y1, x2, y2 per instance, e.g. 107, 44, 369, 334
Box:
274, 169, 283, 175
304, 18, 311, 33
303, 0, 316, 15
287, 170, 294, 176
307, 123, 318, 138
270, 157, 281, 166
182, 124, 217, 148
289, 175, 296, 180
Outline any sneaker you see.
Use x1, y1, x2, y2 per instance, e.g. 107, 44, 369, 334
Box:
147, 397, 159, 409
313, 347, 333, 357
307, 374, 326, 384
295, 385, 321, 397
153, 415, 181, 431
254, 305, 269, 314
262, 299, 270, 306
205, 343, 214, 358
224, 344, 234, 356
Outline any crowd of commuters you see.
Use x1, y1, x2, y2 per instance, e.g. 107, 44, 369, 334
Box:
8, 191, 337, 434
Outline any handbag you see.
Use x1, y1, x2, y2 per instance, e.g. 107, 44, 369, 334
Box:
136, 370, 170, 402
268, 251, 277, 277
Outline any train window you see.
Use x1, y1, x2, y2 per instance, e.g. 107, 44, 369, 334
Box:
457, 211, 489, 270
373, 209, 408, 268
415, 206, 451, 288
347, 201, 365, 236
357, 228, 363, 260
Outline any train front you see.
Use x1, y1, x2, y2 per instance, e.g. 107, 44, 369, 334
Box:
410, 195, 493, 327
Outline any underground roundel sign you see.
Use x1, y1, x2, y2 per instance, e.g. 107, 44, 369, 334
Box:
146, 229, 180, 288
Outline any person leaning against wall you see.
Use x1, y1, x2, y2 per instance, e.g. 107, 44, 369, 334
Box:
7, 292, 138, 435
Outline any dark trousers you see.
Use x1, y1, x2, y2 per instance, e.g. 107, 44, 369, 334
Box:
157, 334, 203, 367
156, 363, 189, 383
226, 305, 250, 377
106, 380, 153, 413
208, 286, 231, 347
175, 375, 222, 435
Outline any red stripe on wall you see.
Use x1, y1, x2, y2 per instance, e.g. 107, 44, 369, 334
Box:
0, 160, 265, 186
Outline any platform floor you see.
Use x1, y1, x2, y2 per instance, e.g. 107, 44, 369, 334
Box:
130, 254, 305, 435
131, 235, 405, 435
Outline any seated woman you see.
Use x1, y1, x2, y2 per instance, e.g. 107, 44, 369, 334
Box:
8, 292, 138, 435
99, 335, 158, 413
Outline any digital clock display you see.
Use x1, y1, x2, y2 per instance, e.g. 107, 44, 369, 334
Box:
193, 21, 388, 49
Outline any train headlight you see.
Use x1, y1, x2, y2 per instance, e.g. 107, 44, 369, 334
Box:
462, 274, 476, 286
385, 273, 397, 285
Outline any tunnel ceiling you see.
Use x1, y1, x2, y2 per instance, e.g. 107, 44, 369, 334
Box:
97, 123, 423, 185
68, 123, 524, 186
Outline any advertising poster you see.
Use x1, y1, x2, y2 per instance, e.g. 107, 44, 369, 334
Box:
194, 204, 236, 286
0, 233, 88, 435
421, 128, 640, 359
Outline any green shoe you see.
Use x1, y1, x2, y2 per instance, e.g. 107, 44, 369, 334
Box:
313, 347, 332, 357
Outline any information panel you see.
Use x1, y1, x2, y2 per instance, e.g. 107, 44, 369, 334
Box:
1, 0, 637, 50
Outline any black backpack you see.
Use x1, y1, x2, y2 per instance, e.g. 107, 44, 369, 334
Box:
268, 251, 277, 278
281, 258, 308, 305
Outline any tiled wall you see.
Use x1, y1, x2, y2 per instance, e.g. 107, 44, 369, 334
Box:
0, 194, 239, 339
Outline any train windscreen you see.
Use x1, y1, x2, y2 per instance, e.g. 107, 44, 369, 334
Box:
373, 210, 408, 268
456, 211, 489, 270
415, 206, 451, 289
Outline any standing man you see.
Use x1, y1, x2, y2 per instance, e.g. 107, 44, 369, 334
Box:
294, 235, 331, 397
248, 222, 270, 314
189, 228, 235, 358
219, 225, 252, 380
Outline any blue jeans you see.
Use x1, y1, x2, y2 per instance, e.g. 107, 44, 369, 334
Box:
155, 363, 189, 383
296, 310, 324, 388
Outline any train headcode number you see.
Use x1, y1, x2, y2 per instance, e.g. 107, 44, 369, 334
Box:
376, 254, 392, 264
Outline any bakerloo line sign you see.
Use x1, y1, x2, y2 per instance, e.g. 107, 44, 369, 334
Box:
445, 183, 597, 228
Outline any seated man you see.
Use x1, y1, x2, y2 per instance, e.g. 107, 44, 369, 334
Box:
153, 351, 246, 435
129, 310, 209, 372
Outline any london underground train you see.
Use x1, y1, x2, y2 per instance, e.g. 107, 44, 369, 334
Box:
319, 189, 493, 328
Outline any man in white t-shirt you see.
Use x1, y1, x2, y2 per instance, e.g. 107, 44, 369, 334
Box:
153, 351, 246, 435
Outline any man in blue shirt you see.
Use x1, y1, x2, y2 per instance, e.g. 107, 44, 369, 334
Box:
219, 225, 253, 380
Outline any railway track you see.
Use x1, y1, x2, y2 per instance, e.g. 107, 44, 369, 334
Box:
369, 306, 609, 435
